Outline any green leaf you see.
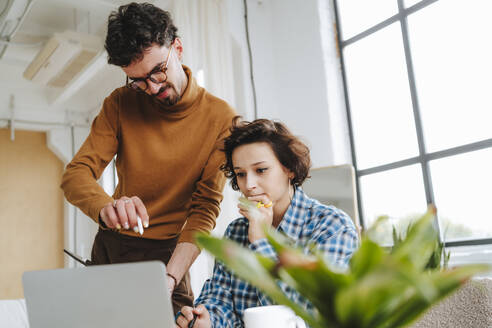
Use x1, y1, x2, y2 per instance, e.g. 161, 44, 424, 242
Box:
335, 267, 409, 327
392, 208, 438, 270
366, 215, 390, 242
350, 239, 385, 279
195, 233, 326, 328
266, 229, 351, 321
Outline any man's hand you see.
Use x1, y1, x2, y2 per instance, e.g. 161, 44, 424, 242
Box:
175, 305, 211, 328
238, 195, 274, 243
99, 196, 149, 232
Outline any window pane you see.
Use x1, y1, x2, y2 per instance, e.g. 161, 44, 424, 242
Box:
360, 164, 428, 245
404, 0, 422, 8
448, 245, 492, 267
100, 160, 115, 195
430, 148, 492, 241
344, 23, 419, 169
447, 245, 492, 273
336, 0, 397, 40
408, 0, 492, 152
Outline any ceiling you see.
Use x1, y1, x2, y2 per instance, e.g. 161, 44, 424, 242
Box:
0, 0, 169, 116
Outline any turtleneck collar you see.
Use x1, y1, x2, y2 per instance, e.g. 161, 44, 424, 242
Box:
150, 65, 203, 119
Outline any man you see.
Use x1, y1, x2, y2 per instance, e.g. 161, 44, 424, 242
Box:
61, 2, 235, 313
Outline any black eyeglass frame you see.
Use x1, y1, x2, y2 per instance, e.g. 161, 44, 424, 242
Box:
125, 42, 174, 92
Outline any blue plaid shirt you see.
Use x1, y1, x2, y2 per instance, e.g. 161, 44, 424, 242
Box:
195, 187, 359, 328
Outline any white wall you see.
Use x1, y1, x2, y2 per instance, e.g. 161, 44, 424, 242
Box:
226, 0, 352, 167
226, 0, 257, 119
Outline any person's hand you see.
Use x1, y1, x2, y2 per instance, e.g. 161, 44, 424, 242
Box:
238, 194, 274, 243
175, 305, 211, 328
99, 196, 149, 233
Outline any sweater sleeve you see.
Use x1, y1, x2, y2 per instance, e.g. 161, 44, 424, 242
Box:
178, 120, 232, 244
60, 94, 120, 223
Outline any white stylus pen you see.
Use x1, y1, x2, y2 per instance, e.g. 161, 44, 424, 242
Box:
134, 216, 144, 235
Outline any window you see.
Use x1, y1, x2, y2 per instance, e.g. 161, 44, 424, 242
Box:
334, 0, 492, 258
101, 157, 117, 195
196, 68, 205, 88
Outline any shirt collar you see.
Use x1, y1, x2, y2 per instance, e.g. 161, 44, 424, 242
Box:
278, 186, 312, 240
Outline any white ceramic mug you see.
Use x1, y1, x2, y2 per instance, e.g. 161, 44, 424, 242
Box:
243, 305, 306, 328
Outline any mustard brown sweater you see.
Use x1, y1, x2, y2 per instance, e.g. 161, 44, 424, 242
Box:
61, 66, 236, 244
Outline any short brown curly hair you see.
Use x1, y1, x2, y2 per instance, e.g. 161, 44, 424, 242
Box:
105, 3, 178, 67
221, 116, 311, 191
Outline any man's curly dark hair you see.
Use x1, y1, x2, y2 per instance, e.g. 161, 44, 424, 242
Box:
221, 116, 311, 191
105, 2, 178, 67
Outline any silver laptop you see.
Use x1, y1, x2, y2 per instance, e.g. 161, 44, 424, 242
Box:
22, 261, 175, 328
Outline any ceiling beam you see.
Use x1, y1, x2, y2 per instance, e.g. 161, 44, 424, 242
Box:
49, 50, 108, 106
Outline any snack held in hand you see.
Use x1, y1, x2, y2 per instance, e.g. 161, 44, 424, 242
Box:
238, 196, 264, 220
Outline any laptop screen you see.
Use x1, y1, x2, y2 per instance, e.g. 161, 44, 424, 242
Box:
22, 261, 175, 328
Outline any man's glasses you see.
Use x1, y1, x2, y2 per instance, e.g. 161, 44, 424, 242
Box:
126, 43, 174, 92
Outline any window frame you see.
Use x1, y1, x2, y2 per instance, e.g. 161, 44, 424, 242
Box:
333, 0, 492, 248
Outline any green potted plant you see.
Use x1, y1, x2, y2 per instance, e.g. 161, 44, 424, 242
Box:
391, 221, 450, 270
196, 207, 490, 328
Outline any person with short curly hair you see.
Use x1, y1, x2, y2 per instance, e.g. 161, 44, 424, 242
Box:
222, 117, 311, 191
61, 2, 236, 314
175, 117, 359, 328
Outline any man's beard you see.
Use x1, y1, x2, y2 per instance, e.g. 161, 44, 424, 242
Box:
154, 82, 181, 106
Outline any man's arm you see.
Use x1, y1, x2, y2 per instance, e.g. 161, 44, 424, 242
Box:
170, 113, 235, 295
177, 121, 233, 245
166, 242, 200, 291
166, 125, 230, 290
61, 95, 119, 222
